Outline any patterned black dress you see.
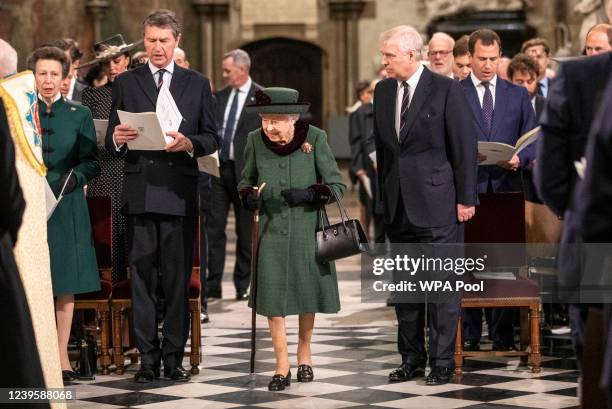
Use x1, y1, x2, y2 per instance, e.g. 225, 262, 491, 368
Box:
82, 83, 127, 282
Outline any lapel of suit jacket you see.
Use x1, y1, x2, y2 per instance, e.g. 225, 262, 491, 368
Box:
490, 78, 508, 141
462, 79, 487, 136
399, 67, 432, 145
382, 79, 399, 146
234, 83, 259, 135
169, 65, 188, 107
134, 65, 158, 107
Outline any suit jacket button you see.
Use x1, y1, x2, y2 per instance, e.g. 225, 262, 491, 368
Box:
168, 161, 173, 166
280, 179, 287, 186
279, 162, 287, 168
148, 160, 154, 164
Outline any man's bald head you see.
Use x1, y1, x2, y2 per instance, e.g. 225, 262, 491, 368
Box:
0, 39, 18, 78
585, 23, 612, 55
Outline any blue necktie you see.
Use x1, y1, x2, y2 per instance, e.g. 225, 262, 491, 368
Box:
481, 81, 493, 137
221, 88, 239, 161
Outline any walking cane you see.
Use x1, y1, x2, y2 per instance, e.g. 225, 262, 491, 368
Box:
249, 182, 266, 383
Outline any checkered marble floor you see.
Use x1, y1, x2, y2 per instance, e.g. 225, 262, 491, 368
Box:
66, 280, 579, 409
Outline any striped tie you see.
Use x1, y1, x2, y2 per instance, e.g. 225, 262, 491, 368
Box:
398, 81, 410, 139
156, 69, 167, 92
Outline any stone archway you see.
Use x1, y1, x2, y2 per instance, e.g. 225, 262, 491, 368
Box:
243, 37, 323, 128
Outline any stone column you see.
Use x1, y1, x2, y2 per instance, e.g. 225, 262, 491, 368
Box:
86, 0, 110, 43
329, 0, 367, 113
193, 0, 230, 87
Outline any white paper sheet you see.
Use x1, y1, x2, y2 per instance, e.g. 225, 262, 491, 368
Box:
118, 110, 167, 151
45, 169, 74, 220
197, 151, 220, 177
93, 119, 108, 145
478, 127, 540, 166
156, 86, 183, 144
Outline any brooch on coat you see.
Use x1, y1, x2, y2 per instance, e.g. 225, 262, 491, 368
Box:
301, 142, 313, 153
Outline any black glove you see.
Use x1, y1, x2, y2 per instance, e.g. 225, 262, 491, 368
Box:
245, 192, 261, 210
240, 188, 261, 211
281, 188, 314, 207
59, 172, 78, 194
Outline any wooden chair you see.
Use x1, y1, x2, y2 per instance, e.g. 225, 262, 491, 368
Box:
110, 221, 202, 375
73, 196, 113, 374
456, 192, 541, 375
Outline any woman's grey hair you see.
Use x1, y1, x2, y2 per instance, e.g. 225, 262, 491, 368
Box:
223, 49, 251, 71
26, 46, 70, 79
379, 25, 423, 58
0, 39, 18, 77
143, 9, 181, 38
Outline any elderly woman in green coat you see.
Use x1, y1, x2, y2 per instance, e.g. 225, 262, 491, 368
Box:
238, 87, 346, 391
27, 46, 100, 382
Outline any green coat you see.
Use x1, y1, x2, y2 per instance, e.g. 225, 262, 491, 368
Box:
41, 98, 101, 296
238, 124, 346, 317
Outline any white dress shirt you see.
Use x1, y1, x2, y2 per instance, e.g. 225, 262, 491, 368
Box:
470, 72, 497, 108
221, 77, 252, 160
66, 76, 76, 100
395, 64, 424, 138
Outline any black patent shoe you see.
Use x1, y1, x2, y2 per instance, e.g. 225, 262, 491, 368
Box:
62, 370, 77, 383
268, 370, 291, 391
425, 366, 452, 385
134, 365, 160, 383
164, 366, 190, 382
388, 363, 425, 382
297, 365, 314, 382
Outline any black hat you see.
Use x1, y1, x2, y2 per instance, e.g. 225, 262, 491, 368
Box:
77, 34, 141, 69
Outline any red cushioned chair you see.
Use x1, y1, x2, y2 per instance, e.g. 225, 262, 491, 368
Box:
455, 192, 542, 375
74, 196, 113, 374
110, 220, 202, 375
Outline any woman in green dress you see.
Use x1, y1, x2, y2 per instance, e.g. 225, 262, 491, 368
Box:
238, 88, 346, 391
27, 46, 101, 382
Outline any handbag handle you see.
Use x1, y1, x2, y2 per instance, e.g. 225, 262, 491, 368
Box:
317, 188, 350, 237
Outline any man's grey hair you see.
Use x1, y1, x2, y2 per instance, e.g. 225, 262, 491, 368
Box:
429, 32, 455, 49
143, 9, 181, 38
223, 49, 251, 71
0, 39, 18, 78
379, 25, 423, 58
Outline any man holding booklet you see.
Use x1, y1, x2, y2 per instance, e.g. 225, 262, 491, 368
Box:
459, 29, 537, 352
105, 9, 218, 383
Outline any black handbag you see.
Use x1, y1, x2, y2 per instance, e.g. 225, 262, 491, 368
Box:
315, 189, 369, 263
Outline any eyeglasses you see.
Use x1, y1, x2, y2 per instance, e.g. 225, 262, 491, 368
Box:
427, 50, 452, 58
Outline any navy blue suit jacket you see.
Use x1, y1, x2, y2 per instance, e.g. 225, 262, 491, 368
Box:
373, 68, 477, 228
536, 52, 612, 302
461, 76, 537, 193
105, 64, 219, 217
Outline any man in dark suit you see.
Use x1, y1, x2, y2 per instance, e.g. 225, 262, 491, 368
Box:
373, 25, 477, 385
536, 51, 612, 373
206, 49, 262, 300
521, 38, 554, 98
349, 79, 386, 251
460, 30, 537, 352
106, 9, 218, 383
54, 38, 87, 102
577, 75, 612, 409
